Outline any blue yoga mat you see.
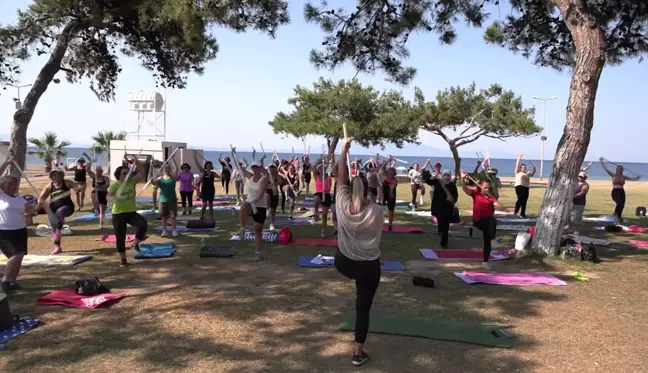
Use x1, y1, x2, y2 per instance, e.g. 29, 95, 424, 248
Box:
382, 205, 410, 211
0, 318, 39, 344
71, 212, 112, 222
135, 243, 176, 259
272, 220, 314, 226
298, 256, 406, 271
136, 197, 154, 203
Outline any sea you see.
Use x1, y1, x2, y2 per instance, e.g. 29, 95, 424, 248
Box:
26, 148, 646, 181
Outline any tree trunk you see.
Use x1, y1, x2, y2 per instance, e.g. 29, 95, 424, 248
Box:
531, 4, 606, 256
326, 136, 340, 155
449, 145, 461, 178
9, 21, 78, 183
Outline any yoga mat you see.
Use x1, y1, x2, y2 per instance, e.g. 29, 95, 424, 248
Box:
136, 197, 154, 203
383, 225, 424, 233
419, 249, 509, 261
0, 254, 91, 267
137, 209, 158, 216
465, 210, 514, 217
565, 235, 612, 246
270, 220, 315, 226
406, 210, 432, 217
455, 271, 567, 286
498, 225, 530, 231
0, 318, 40, 344
430, 216, 465, 225
382, 205, 411, 210
71, 212, 112, 222
288, 238, 338, 247
214, 195, 236, 200
37, 289, 125, 308
135, 243, 176, 259
302, 201, 314, 207
628, 239, 648, 248
230, 231, 278, 242
34, 225, 73, 237
200, 246, 236, 257
96, 234, 137, 243
583, 216, 616, 223
194, 205, 239, 211
298, 256, 405, 271
153, 225, 218, 232
338, 312, 514, 348
497, 217, 536, 223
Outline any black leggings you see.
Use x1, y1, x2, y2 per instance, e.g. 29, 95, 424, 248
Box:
435, 212, 451, 247
48, 204, 73, 234
280, 186, 287, 212
221, 177, 230, 194
514, 185, 530, 217
180, 191, 193, 208
334, 249, 381, 344
473, 216, 497, 262
611, 188, 626, 220
111, 212, 148, 253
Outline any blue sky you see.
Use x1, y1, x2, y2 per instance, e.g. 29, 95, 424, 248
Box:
1, 1, 646, 161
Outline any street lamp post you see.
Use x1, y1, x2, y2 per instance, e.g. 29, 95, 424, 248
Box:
8, 84, 32, 110
532, 95, 557, 180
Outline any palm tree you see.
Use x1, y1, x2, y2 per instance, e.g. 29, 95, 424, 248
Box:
91, 130, 128, 163
28, 132, 71, 172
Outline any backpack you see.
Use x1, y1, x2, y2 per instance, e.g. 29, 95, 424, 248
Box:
278, 227, 293, 244
75, 277, 109, 296
581, 244, 600, 263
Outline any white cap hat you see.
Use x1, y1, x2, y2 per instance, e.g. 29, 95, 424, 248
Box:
251, 160, 263, 168
578, 171, 587, 178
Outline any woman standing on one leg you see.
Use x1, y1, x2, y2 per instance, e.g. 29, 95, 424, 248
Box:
86, 163, 110, 228
66, 158, 87, 211
514, 154, 536, 218
178, 163, 194, 216
423, 169, 458, 248
233, 155, 268, 262
334, 138, 384, 366
39, 170, 82, 254
302, 154, 312, 197
265, 164, 280, 231
460, 173, 500, 270
278, 161, 289, 213
382, 163, 398, 231
600, 158, 639, 222
314, 155, 334, 238
218, 154, 233, 195
233, 159, 248, 205
107, 158, 148, 267
407, 160, 430, 211
568, 171, 589, 235
196, 161, 218, 220
152, 163, 179, 237
0, 156, 40, 293
280, 165, 300, 220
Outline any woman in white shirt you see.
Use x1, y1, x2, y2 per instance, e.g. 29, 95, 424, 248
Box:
232, 152, 268, 262
407, 160, 430, 210
514, 154, 537, 218
232, 158, 248, 206
0, 156, 40, 294
334, 138, 384, 367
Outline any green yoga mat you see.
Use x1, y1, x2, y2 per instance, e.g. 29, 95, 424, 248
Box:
339, 312, 515, 348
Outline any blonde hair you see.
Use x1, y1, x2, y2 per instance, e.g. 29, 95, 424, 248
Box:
350, 175, 369, 213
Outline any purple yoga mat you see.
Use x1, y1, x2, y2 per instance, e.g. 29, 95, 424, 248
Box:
454, 272, 567, 286
154, 226, 217, 232
269, 220, 314, 226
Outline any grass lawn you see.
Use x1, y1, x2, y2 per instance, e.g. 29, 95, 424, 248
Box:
1, 177, 647, 373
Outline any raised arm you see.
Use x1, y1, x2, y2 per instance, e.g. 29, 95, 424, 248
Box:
337, 139, 351, 187
85, 161, 96, 179
599, 157, 614, 177
582, 161, 592, 172
38, 184, 52, 205
473, 160, 482, 174
460, 171, 475, 196
528, 163, 537, 177
132, 157, 146, 183
65, 179, 84, 191
421, 159, 431, 170
0, 155, 13, 176
230, 147, 252, 179
515, 154, 522, 173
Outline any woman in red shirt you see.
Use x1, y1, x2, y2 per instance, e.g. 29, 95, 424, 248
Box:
460, 172, 501, 269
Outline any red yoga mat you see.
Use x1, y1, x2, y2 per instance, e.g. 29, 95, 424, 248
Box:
37, 289, 125, 309
288, 238, 338, 247
383, 226, 424, 233
95, 234, 148, 243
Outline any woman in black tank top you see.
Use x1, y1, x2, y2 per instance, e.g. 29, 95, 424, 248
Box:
302, 155, 312, 196
86, 162, 110, 228
38, 169, 82, 254
66, 158, 87, 211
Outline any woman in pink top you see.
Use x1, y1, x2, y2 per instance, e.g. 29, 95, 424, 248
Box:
600, 157, 640, 221
313, 153, 335, 238
178, 163, 195, 216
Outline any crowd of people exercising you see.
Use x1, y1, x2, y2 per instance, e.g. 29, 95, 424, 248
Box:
0, 143, 641, 366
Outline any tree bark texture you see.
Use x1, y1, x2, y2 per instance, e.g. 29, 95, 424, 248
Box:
9, 21, 78, 182
532, 2, 607, 256
326, 136, 340, 156
449, 145, 461, 178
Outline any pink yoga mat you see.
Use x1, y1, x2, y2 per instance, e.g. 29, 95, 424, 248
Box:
95, 235, 148, 243
420, 249, 509, 261
629, 239, 648, 247
37, 289, 125, 308
454, 271, 567, 286
384, 226, 424, 233
288, 238, 338, 247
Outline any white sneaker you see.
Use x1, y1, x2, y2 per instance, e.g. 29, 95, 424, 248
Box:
237, 228, 246, 239
490, 239, 499, 249
481, 262, 492, 270
321, 230, 326, 238
236, 201, 241, 206
269, 224, 275, 231
253, 251, 263, 262
172, 230, 178, 237
161, 230, 168, 237
420, 198, 424, 206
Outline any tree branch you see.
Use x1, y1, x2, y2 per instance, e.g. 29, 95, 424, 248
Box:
455, 129, 488, 147
459, 108, 487, 136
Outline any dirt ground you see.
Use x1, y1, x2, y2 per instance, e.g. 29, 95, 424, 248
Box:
1, 169, 647, 373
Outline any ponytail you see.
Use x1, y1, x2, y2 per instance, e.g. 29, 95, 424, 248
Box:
350, 175, 369, 213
